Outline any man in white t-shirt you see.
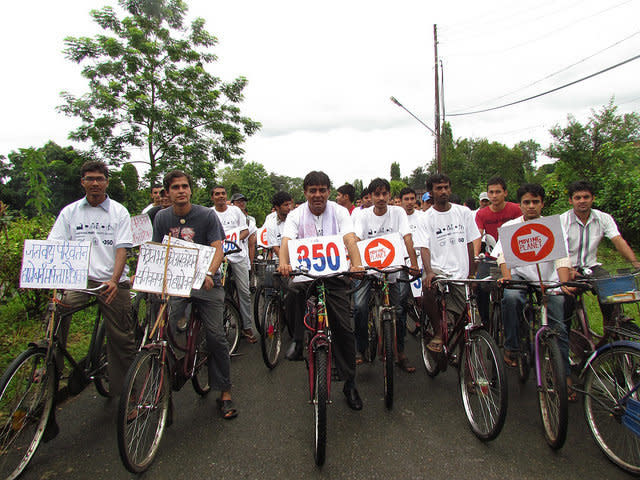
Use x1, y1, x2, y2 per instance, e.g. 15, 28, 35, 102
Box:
264, 191, 293, 257
278, 171, 366, 411
414, 174, 480, 353
48, 160, 136, 400
230, 193, 257, 272
212, 185, 256, 343
353, 179, 419, 371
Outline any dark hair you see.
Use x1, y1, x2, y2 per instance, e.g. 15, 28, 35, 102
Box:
360, 187, 370, 199
567, 179, 594, 197
272, 191, 293, 207
368, 177, 390, 193
337, 184, 355, 202
415, 198, 422, 207
516, 183, 545, 202
465, 198, 476, 210
303, 171, 331, 190
151, 183, 162, 190
426, 173, 451, 192
399, 187, 416, 198
211, 184, 226, 194
449, 193, 462, 205
80, 160, 109, 179
163, 170, 193, 191
487, 176, 507, 191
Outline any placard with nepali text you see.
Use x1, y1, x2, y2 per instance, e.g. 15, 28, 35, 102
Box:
131, 214, 153, 246
133, 242, 199, 297
162, 236, 216, 290
20, 239, 91, 290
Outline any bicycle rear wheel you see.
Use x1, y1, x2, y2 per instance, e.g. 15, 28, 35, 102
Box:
224, 299, 241, 354
261, 296, 283, 369
363, 300, 377, 363
313, 348, 328, 466
382, 316, 394, 410
537, 335, 568, 450
459, 329, 508, 441
583, 344, 640, 474
253, 285, 266, 335
517, 315, 531, 383
192, 324, 211, 396
92, 320, 110, 397
488, 301, 503, 348
0, 347, 55, 480
117, 349, 170, 473
420, 321, 440, 377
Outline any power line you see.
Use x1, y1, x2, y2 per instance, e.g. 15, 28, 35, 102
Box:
448, 53, 640, 117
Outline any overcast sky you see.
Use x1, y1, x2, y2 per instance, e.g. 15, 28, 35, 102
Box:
1, 0, 639, 187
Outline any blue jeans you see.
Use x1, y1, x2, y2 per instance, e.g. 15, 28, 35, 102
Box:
502, 277, 569, 376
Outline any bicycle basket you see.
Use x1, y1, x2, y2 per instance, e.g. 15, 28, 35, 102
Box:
623, 398, 640, 438
261, 261, 278, 288
593, 275, 640, 304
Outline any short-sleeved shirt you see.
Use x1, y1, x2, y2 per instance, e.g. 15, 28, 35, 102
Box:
48, 196, 133, 283
475, 202, 522, 240
152, 204, 225, 247
264, 212, 286, 247
353, 206, 411, 240
414, 203, 480, 279
560, 208, 621, 268
212, 205, 249, 264
283, 201, 354, 240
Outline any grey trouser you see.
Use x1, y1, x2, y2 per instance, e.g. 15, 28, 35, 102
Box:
228, 260, 253, 330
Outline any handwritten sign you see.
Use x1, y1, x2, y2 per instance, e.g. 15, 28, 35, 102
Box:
357, 233, 405, 269
131, 214, 153, 247
257, 225, 269, 248
20, 240, 91, 290
288, 234, 348, 280
163, 236, 216, 290
498, 215, 567, 268
133, 242, 199, 297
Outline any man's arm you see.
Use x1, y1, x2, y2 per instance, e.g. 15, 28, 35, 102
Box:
343, 232, 364, 272
248, 232, 256, 267
104, 247, 128, 304
611, 236, 640, 269
201, 239, 224, 290
278, 237, 292, 276
403, 233, 418, 271
467, 242, 477, 277
420, 247, 436, 288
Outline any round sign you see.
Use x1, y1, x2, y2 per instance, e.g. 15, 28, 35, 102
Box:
509, 223, 555, 263
260, 228, 267, 245
364, 238, 395, 268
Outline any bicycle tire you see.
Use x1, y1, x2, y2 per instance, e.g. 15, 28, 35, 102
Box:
420, 321, 440, 377
131, 292, 151, 349
313, 347, 328, 466
363, 300, 377, 363
583, 344, 640, 474
0, 347, 55, 480
537, 335, 568, 450
92, 320, 111, 397
261, 295, 283, 369
459, 329, 508, 441
382, 315, 394, 410
117, 349, 170, 473
192, 323, 211, 396
253, 285, 267, 335
517, 315, 531, 384
224, 299, 241, 354
488, 301, 502, 348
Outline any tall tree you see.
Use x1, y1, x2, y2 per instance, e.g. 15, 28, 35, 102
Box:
59, 0, 260, 183
390, 162, 401, 181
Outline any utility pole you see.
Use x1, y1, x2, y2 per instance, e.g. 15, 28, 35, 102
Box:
440, 59, 445, 126
433, 24, 442, 173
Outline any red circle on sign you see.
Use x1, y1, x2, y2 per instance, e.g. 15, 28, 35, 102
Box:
260, 228, 267, 245
364, 238, 395, 268
510, 223, 555, 263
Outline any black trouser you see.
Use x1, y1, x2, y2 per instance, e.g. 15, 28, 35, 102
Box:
285, 277, 356, 384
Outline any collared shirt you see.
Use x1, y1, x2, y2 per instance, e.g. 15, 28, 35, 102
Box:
560, 208, 620, 267
48, 196, 133, 283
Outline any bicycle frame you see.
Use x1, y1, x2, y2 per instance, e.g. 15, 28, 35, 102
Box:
305, 282, 333, 402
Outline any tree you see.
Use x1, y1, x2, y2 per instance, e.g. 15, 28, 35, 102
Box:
269, 173, 304, 204
390, 162, 401, 181
59, 0, 260, 183
219, 161, 274, 225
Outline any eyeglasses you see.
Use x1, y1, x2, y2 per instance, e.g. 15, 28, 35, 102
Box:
82, 176, 107, 183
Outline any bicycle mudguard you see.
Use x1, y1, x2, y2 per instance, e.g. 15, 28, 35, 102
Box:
579, 340, 640, 378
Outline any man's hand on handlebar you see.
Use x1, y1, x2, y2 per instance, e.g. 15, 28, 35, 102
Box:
278, 263, 293, 278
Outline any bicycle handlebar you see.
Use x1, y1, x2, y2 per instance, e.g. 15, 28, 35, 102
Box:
364, 265, 421, 283
223, 239, 242, 256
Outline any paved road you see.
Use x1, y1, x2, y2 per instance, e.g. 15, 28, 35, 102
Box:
19, 334, 634, 480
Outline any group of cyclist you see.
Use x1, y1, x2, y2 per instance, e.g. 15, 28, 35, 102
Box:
47, 159, 640, 424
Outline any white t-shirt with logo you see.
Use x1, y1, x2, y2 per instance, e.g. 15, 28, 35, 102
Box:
353, 205, 411, 240
414, 203, 480, 279
212, 205, 249, 264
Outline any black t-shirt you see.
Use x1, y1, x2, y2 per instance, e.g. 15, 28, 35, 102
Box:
152, 204, 225, 246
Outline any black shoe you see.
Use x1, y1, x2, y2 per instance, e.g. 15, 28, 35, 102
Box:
285, 341, 303, 361
343, 386, 363, 411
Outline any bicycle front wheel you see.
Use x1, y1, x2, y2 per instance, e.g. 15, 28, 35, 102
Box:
364, 301, 377, 363
584, 344, 640, 474
517, 316, 531, 383
253, 285, 267, 335
261, 296, 283, 369
382, 316, 394, 410
537, 335, 568, 450
313, 348, 328, 466
117, 349, 170, 474
420, 321, 440, 377
0, 347, 55, 480
224, 299, 241, 354
192, 325, 211, 396
92, 320, 110, 397
459, 329, 508, 441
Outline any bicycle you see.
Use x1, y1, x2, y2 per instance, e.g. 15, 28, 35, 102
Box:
580, 339, 640, 474
260, 270, 291, 369
253, 250, 278, 335
420, 276, 508, 441
220, 240, 242, 354
361, 265, 418, 410
502, 279, 569, 449
0, 285, 110, 480
567, 270, 640, 369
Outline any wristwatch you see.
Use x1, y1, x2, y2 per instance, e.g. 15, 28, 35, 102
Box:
206, 271, 214, 278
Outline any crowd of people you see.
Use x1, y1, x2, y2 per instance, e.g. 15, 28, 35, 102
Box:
48, 160, 640, 420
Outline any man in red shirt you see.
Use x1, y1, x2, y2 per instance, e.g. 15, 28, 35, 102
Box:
475, 176, 521, 246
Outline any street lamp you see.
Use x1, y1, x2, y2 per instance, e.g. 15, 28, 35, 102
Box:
390, 96, 441, 172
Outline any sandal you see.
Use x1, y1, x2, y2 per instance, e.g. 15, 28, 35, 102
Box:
242, 329, 257, 344
427, 337, 443, 353
397, 356, 416, 373
503, 351, 518, 368
216, 398, 238, 420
